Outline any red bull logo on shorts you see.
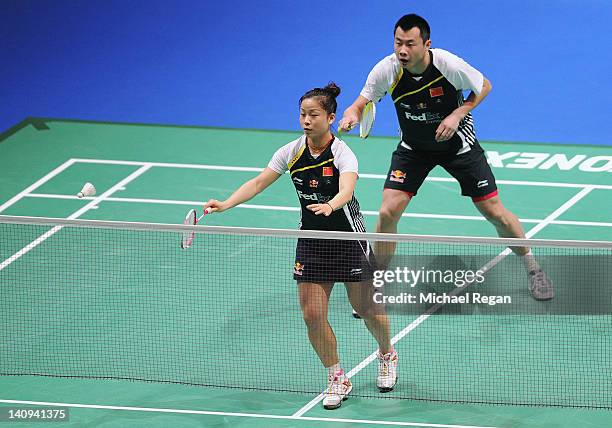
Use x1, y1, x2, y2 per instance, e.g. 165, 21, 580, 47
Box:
294, 262, 304, 276
390, 170, 406, 183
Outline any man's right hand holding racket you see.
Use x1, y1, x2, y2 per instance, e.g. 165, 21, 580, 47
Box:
338, 95, 376, 139
338, 113, 359, 134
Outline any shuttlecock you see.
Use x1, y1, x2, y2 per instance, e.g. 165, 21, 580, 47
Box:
77, 182, 96, 198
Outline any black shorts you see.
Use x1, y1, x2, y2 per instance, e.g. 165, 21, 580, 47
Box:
293, 238, 376, 283
384, 143, 498, 201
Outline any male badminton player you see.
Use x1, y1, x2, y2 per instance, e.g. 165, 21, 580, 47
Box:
339, 14, 554, 300
204, 83, 397, 409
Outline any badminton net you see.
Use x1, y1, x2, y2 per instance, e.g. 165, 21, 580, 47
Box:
0, 215, 611, 409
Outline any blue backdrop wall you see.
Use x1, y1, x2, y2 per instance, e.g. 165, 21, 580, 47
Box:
2, 0, 611, 146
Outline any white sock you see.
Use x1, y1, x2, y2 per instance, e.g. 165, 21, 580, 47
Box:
521, 250, 541, 273
326, 363, 343, 379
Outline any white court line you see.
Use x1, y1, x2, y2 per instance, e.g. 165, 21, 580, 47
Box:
291, 186, 596, 417
69, 158, 612, 190
520, 186, 595, 237
24, 193, 612, 228
0, 165, 152, 273
0, 225, 64, 271
0, 399, 499, 428
26, 193, 535, 222
72, 158, 263, 173
550, 219, 612, 228
0, 159, 76, 213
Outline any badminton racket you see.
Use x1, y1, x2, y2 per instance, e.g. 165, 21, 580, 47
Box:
180, 208, 211, 249
359, 100, 376, 139
337, 100, 376, 140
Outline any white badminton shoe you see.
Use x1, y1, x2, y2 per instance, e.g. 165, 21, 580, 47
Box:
377, 350, 398, 392
323, 371, 353, 410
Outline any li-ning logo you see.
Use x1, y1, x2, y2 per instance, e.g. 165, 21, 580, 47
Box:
477, 180, 489, 188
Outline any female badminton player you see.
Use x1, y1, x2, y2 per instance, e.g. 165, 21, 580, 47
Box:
204, 82, 397, 409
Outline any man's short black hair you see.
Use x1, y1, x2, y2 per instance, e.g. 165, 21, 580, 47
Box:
394, 14, 430, 42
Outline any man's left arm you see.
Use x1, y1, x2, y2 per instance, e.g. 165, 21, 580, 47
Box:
435, 77, 492, 142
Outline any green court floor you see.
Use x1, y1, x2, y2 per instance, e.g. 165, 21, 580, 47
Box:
1, 118, 611, 427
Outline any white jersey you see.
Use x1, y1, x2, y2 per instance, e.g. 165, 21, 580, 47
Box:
268, 135, 358, 176
268, 135, 366, 232
360, 48, 484, 154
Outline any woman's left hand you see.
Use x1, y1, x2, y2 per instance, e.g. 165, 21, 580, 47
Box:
306, 203, 333, 216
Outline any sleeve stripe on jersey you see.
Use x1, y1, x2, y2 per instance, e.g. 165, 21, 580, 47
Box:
388, 67, 404, 94
290, 158, 334, 176
287, 144, 306, 170
457, 114, 477, 146
392, 75, 445, 104
455, 94, 476, 145
349, 199, 365, 232
346, 197, 367, 233
341, 204, 361, 233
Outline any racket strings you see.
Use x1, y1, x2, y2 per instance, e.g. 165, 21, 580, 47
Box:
359, 102, 376, 139
181, 209, 197, 249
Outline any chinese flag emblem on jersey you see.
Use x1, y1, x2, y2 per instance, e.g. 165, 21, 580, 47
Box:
429, 86, 444, 97
322, 167, 333, 177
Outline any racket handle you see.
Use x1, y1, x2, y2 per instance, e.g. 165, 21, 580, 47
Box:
197, 208, 211, 223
